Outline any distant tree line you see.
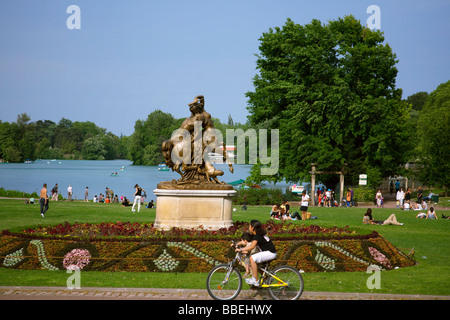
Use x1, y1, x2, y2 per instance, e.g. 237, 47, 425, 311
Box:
0, 114, 129, 162
0, 110, 246, 166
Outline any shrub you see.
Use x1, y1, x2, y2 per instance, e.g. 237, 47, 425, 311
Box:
352, 186, 376, 202
0, 188, 38, 199
235, 188, 297, 205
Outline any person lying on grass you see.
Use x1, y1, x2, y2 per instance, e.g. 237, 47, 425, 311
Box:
363, 209, 404, 226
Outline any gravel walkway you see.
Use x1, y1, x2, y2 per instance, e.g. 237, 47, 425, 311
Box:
1, 286, 448, 300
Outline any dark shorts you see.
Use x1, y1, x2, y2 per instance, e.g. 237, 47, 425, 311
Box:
300, 206, 308, 212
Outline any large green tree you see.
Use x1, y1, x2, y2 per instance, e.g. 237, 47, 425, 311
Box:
416, 81, 450, 196
246, 16, 411, 187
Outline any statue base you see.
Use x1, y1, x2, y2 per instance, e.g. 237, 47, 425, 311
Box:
156, 180, 234, 190
153, 188, 237, 230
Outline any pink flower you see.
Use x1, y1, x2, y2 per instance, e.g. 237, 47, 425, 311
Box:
63, 249, 91, 270
369, 247, 391, 268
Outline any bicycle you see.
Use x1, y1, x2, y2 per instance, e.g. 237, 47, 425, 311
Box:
206, 242, 304, 300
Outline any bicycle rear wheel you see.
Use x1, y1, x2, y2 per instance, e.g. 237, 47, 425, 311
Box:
206, 264, 242, 300
267, 265, 304, 300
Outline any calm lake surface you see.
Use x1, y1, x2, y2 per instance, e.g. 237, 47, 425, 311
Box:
0, 160, 254, 201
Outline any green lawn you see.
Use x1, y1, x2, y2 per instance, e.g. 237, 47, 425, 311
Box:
0, 199, 449, 296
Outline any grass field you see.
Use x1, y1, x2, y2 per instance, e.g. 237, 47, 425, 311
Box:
0, 199, 449, 296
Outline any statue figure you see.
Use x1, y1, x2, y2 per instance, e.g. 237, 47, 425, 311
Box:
161, 95, 233, 187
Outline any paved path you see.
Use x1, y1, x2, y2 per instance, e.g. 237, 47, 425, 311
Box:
0, 286, 448, 300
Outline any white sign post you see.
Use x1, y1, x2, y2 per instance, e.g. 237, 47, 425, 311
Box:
359, 174, 368, 186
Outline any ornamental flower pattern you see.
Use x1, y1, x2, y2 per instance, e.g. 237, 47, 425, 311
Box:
0, 221, 415, 273
154, 249, 179, 272
3, 248, 24, 267
315, 250, 336, 270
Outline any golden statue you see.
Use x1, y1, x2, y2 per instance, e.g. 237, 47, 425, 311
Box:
159, 95, 234, 189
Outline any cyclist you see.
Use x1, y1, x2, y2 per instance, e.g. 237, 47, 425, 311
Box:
237, 220, 277, 287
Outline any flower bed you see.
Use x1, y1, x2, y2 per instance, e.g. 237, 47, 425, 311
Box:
0, 221, 416, 273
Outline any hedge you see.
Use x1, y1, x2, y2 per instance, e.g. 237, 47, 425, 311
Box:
234, 188, 299, 205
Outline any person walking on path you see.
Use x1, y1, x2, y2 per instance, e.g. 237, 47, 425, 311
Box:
396, 188, 405, 208
39, 183, 49, 218
395, 180, 400, 193
350, 187, 354, 207
132, 184, 145, 213
405, 187, 412, 204
376, 190, 383, 208
417, 186, 423, 203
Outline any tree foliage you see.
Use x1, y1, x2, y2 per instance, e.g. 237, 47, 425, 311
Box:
128, 110, 247, 166
128, 110, 181, 166
416, 80, 450, 195
0, 109, 246, 165
246, 16, 411, 187
0, 115, 125, 162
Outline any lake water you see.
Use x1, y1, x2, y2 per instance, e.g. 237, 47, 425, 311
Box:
0, 160, 255, 201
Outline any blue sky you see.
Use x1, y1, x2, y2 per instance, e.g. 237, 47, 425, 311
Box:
0, 0, 448, 136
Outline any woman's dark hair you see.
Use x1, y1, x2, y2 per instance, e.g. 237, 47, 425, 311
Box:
364, 208, 373, 220
250, 220, 267, 235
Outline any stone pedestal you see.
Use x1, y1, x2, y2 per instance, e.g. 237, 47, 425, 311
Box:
153, 188, 237, 230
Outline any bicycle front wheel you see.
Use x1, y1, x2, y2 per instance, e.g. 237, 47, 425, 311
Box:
267, 265, 304, 300
206, 264, 242, 300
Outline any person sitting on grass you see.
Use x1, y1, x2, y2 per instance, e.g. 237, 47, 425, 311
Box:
412, 201, 423, 210
417, 207, 438, 219
426, 207, 438, 220
122, 197, 130, 207
270, 204, 280, 220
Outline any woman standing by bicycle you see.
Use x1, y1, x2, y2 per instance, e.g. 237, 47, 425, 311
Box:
237, 220, 277, 287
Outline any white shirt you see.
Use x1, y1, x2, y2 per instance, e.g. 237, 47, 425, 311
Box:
301, 194, 310, 206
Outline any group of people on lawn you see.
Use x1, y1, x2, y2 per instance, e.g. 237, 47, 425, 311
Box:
270, 190, 311, 221
267, 186, 440, 226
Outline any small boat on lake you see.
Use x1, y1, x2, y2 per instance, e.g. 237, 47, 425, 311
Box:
158, 163, 169, 171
